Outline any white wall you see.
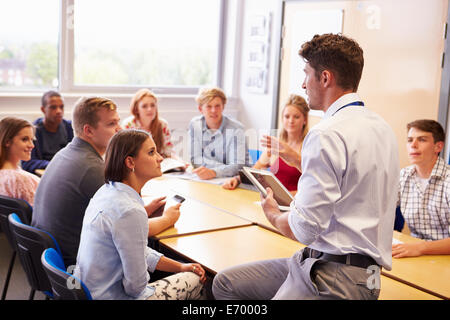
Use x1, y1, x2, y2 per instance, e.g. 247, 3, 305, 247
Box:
0, 93, 239, 131
238, 0, 280, 144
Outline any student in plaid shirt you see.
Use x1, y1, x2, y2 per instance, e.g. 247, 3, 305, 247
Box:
394, 119, 450, 258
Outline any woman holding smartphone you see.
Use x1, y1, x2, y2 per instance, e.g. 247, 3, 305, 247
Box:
74, 129, 206, 300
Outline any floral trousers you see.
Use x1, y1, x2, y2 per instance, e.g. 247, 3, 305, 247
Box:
147, 272, 206, 300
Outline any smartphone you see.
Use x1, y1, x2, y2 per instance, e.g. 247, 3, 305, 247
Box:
171, 195, 186, 204
152, 195, 185, 217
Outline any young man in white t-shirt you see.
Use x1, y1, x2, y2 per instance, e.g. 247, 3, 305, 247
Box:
395, 119, 450, 258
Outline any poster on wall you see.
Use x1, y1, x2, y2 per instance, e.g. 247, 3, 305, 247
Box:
245, 13, 271, 94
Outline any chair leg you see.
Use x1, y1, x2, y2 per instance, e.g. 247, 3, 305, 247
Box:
28, 288, 35, 300
1, 251, 16, 300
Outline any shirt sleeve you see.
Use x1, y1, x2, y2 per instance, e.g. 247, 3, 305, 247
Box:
145, 247, 163, 273
111, 210, 160, 298
0, 171, 40, 207
288, 129, 346, 245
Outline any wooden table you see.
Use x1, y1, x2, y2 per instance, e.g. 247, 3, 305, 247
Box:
144, 176, 449, 300
146, 196, 253, 240
160, 226, 441, 300
143, 176, 277, 232
384, 231, 450, 299
160, 226, 304, 274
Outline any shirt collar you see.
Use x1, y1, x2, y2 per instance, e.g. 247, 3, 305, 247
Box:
109, 181, 144, 206
406, 156, 447, 179
201, 115, 227, 133
430, 156, 447, 179
323, 92, 362, 120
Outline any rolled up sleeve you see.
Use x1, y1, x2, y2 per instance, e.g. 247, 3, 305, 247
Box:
145, 247, 163, 273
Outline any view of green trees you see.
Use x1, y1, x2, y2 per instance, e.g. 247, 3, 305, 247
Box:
74, 47, 214, 86
0, 42, 58, 89
0, 41, 214, 89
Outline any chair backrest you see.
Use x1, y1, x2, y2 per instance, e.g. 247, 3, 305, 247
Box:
394, 206, 405, 232
41, 248, 92, 300
0, 195, 33, 250
8, 213, 62, 296
248, 149, 262, 165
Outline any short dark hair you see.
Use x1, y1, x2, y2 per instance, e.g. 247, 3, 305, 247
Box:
41, 90, 62, 107
407, 119, 445, 143
298, 33, 364, 91
104, 129, 151, 183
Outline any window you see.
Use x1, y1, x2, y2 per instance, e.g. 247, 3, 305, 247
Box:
73, 0, 221, 90
0, 0, 59, 91
0, 0, 224, 93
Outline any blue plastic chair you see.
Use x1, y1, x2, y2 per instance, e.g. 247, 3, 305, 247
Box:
248, 149, 262, 165
41, 248, 92, 300
8, 213, 62, 300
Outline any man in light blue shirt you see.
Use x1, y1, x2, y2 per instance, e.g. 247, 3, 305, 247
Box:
74, 182, 163, 300
213, 34, 399, 300
189, 87, 249, 179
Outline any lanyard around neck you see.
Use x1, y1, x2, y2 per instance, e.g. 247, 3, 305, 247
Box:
332, 101, 364, 116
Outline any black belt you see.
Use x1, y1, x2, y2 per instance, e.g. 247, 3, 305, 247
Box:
307, 248, 380, 270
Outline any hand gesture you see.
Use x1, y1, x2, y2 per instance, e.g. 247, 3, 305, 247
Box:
261, 135, 301, 170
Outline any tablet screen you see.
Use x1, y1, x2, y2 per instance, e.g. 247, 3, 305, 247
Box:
249, 171, 293, 207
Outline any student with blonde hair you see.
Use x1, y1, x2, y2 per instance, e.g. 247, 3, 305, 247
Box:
222, 94, 309, 193
0, 117, 40, 205
189, 87, 249, 180
122, 89, 174, 158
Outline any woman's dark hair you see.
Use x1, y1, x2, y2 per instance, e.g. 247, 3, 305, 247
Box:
104, 129, 150, 183
0, 117, 33, 168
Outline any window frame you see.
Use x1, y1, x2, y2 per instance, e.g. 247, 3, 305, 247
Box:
61, 0, 226, 94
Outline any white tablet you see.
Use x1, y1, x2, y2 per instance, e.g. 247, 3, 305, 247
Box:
242, 167, 295, 211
